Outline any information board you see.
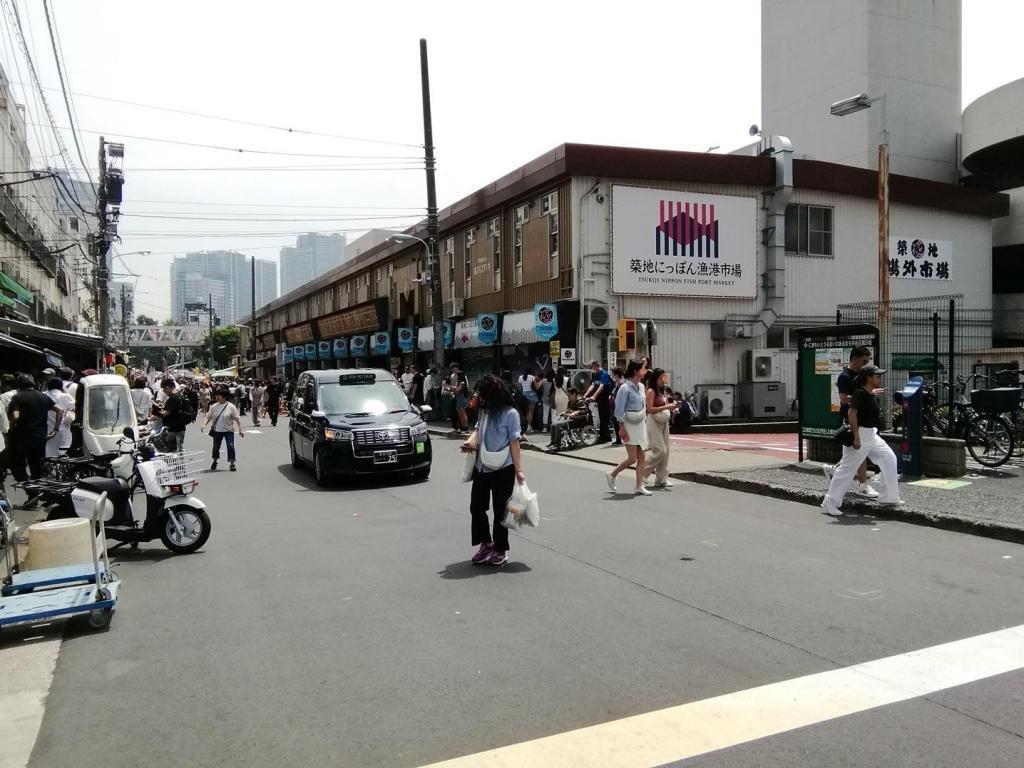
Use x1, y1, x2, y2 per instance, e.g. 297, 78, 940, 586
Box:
796, 324, 878, 461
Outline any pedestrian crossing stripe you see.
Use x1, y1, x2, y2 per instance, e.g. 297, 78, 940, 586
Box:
419, 624, 1024, 767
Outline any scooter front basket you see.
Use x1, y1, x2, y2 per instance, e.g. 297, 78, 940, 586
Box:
152, 452, 204, 485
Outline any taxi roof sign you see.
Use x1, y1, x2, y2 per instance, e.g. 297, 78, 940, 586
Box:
339, 373, 376, 385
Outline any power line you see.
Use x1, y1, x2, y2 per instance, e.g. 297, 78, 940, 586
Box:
9, 78, 422, 149
1, 0, 85, 209
125, 198, 425, 211
41, 0, 95, 191
118, 213, 422, 223
119, 166, 425, 173
25, 121, 424, 160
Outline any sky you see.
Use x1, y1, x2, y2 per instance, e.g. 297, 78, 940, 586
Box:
2, 0, 1022, 321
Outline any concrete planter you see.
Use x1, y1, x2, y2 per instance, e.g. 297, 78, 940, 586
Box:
806, 434, 966, 477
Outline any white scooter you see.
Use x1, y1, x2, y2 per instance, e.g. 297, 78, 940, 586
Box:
26, 428, 211, 554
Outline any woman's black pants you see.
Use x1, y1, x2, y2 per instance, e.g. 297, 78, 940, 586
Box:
470, 465, 515, 552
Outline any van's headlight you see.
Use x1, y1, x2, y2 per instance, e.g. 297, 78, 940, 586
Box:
324, 428, 354, 441
411, 423, 427, 437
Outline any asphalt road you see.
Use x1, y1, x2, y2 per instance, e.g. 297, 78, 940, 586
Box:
14, 419, 1024, 767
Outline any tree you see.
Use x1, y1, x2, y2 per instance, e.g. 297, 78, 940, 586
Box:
136, 314, 158, 326
200, 326, 239, 368
162, 317, 177, 326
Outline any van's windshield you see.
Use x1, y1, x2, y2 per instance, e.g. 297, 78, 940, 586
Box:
86, 385, 135, 434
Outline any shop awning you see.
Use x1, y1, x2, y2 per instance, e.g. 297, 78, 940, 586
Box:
891, 355, 945, 371
0, 272, 33, 304
0, 331, 44, 356
417, 326, 433, 352
455, 318, 488, 349
500, 311, 538, 345
0, 294, 16, 309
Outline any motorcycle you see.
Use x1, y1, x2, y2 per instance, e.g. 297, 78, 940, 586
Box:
21, 427, 211, 555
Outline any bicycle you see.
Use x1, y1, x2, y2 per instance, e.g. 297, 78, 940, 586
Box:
918, 381, 1016, 468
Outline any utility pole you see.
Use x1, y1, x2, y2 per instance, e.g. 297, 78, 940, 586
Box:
120, 283, 128, 359
94, 136, 110, 364
420, 39, 445, 370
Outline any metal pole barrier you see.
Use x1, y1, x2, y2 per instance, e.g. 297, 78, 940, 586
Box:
932, 312, 939, 386
947, 299, 955, 438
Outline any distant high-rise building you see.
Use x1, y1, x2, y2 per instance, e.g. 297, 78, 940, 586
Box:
169, 250, 246, 324
280, 233, 346, 294
239, 257, 279, 316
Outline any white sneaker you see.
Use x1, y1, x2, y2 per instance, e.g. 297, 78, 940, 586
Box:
880, 498, 905, 507
606, 472, 617, 493
822, 463, 835, 481
654, 480, 674, 488
821, 497, 842, 516
635, 486, 653, 496
856, 482, 880, 499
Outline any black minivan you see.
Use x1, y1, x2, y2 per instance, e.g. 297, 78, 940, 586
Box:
288, 369, 432, 485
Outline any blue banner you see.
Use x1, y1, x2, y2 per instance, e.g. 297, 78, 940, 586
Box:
332, 338, 348, 358
283, 347, 294, 363
317, 341, 332, 360
443, 321, 454, 349
534, 303, 558, 341
304, 343, 317, 360
292, 345, 305, 361
371, 331, 390, 355
478, 313, 498, 346
397, 327, 415, 353
350, 336, 367, 356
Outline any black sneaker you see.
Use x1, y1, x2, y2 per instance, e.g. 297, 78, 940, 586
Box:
229, 463, 237, 471
210, 461, 217, 471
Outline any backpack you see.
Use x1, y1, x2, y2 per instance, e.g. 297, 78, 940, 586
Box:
180, 398, 196, 425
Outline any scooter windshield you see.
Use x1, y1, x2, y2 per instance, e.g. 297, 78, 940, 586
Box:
87, 385, 135, 434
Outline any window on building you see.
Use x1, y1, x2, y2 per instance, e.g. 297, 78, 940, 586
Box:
488, 218, 501, 291
69, 216, 79, 232
463, 230, 473, 298
444, 236, 455, 298
547, 210, 559, 279
513, 206, 528, 287
785, 204, 833, 256
541, 191, 557, 216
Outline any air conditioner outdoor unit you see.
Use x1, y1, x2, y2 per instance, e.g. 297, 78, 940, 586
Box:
703, 387, 735, 419
746, 348, 781, 382
585, 302, 617, 330
443, 298, 465, 318
570, 368, 593, 393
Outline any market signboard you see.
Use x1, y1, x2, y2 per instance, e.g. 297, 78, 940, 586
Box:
796, 324, 878, 459
611, 185, 757, 298
889, 237, 952, 281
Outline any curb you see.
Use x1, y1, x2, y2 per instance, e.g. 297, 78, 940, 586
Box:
680, 471, 1024, 545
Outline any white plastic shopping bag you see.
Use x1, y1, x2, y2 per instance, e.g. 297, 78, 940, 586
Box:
503, 481, 539, 529
461, 449, 476, 483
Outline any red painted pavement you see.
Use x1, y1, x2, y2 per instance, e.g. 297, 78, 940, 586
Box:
670, 432, 800, 461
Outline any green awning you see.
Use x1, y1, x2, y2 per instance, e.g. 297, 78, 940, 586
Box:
0, 293, 15, 308
0, 272, 33, 304
891, 355, 945, 371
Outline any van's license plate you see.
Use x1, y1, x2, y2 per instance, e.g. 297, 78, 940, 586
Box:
373, 450, 398, 465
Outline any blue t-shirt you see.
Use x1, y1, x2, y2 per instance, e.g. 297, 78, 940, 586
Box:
475, 407, 521, 472
591, 368, 613, 399
836, 366, 855, 423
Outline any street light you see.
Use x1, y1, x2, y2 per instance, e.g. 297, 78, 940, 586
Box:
390, 231, 445, 368
390, 234, 432, 284
831, 90, 890, 394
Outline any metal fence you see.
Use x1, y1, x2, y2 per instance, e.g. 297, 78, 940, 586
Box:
836, 294, 1024, 418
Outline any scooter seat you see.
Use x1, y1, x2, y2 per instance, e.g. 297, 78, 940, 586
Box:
77, 477, 130, 502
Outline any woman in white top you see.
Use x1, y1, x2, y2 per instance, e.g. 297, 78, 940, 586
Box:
552, 368, 570, 414
201, 387, 245, 471
518, 368, 539, 434
130, 377, 153, 422
44, 377, 75, 458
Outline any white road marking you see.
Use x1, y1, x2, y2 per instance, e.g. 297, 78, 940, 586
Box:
419, 624, 1024, 768
248, 430, 262, 434
0, 634, 62, 768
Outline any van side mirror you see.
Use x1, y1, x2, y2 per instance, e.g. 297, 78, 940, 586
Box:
311, 410, 327, 420
419, 404, 432, 415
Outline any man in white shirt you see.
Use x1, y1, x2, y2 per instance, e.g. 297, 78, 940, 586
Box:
400, 366, 415, 393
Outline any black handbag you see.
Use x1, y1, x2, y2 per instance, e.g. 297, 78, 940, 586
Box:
833, 424, 855, 447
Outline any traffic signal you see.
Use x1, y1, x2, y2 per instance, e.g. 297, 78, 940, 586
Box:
618, 318, 636, 352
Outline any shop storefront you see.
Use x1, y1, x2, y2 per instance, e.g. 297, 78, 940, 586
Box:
496, 300, 579, 379
0, 316, 101, 372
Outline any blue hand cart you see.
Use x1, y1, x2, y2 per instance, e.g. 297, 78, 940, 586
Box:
0, 492, 121, 631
